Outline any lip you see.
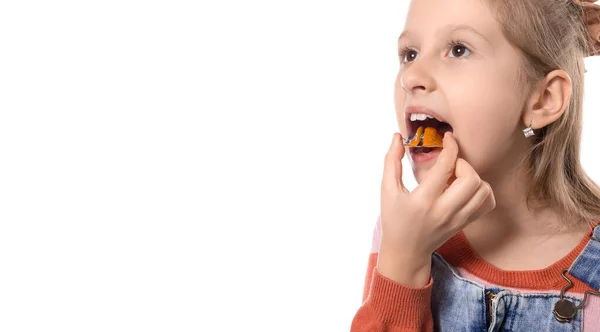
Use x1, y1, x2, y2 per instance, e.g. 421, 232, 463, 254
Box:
404, 105, 448, 123
409, 147, 442, 164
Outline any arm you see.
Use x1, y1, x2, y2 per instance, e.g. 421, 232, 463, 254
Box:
350, 216, 434, 332
351, 132, 495, 331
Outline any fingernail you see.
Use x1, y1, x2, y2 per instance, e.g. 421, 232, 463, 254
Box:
396, 133, 403, 145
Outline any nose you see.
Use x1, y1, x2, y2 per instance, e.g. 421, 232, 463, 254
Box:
400, 60, 437, 95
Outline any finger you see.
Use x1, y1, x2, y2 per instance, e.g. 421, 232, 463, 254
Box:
416, 132, 459, 197
436, 158, 481, 216
382, 133, 407, 193
465, 182, 496, 223
453, 181, 495, 229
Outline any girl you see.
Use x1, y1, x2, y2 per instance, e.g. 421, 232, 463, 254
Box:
351, 0, 600, 331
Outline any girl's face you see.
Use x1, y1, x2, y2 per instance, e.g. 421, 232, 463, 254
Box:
396, 0, 528, 183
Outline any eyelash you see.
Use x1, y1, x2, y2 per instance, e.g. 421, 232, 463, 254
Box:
398, 39, 471, 63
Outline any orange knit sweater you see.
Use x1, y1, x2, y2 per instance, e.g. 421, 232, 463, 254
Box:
350, 220, 598, 331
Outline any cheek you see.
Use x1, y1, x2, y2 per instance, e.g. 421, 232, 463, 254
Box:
394, 74, 409, 137
452, 105, 521, 173
444, 75, 524, 171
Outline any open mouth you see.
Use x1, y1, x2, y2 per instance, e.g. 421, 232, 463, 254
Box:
406, 114, 453, 154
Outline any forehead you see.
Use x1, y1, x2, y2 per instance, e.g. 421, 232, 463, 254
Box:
403, 0, 501, 40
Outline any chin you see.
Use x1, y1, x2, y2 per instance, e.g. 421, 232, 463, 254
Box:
409, 159, 432, 184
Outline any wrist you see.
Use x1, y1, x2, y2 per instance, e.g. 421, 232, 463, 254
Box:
377, 247, 432, 287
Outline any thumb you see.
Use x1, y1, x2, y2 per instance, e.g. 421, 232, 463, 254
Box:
381, 133, 408, 194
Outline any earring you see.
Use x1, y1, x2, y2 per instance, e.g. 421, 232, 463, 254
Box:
523, 120, 535, 138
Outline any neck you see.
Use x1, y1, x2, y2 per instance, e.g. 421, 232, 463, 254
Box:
463, 152, 585, 241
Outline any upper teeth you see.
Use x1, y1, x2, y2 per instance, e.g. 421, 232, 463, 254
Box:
410, 113, 435, 121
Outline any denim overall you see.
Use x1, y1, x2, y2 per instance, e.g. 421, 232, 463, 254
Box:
430, 225, 600, 331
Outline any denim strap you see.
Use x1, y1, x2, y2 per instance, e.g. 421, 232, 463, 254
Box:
568, 224, 600, 290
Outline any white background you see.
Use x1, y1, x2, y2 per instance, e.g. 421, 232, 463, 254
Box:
1, 1, 599, 331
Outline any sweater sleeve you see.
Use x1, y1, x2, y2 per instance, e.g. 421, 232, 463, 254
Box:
350, 216, 434, 332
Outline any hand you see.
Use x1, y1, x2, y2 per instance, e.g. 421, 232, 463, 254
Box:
376, 132, 496, 286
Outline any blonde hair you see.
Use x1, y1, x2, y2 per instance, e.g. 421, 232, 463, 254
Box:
489, 0, 600, 227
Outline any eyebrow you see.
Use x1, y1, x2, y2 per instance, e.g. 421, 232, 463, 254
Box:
398, 24, 491, 44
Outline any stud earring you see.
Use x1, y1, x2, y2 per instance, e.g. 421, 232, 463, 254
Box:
523, 120, 535, 138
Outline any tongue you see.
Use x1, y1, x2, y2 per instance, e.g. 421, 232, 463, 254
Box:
418, 119, 452, 135
414, 147, 436, 154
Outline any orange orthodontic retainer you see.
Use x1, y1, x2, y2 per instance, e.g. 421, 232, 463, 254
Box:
406, 126, 443, 147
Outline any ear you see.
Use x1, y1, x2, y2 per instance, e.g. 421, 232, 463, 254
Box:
523, 70, 572, 129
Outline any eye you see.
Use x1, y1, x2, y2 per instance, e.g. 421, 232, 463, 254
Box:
448, 43, 471, 58
399, 47, 418, 63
